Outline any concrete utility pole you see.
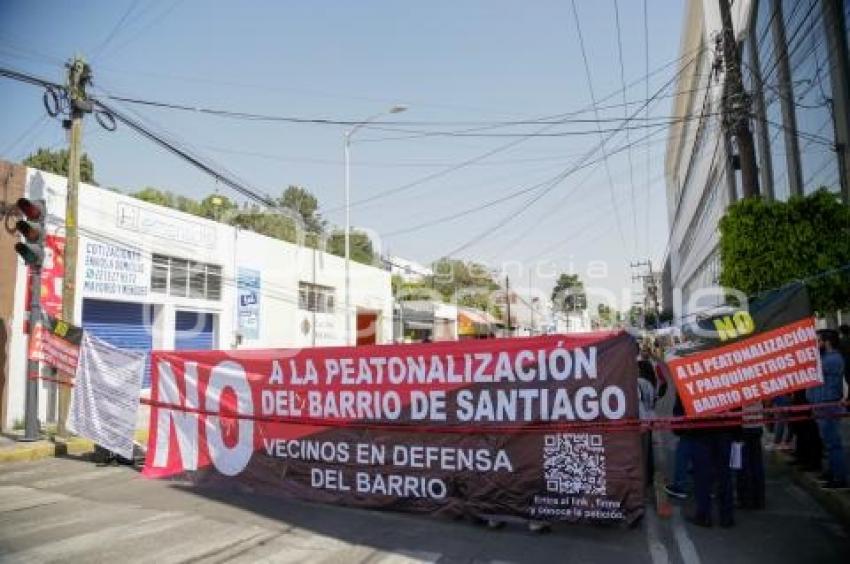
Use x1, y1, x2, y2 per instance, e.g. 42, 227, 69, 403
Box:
717, 0, 760, 198
505, 275, 512, 338
57, 57, 91, 436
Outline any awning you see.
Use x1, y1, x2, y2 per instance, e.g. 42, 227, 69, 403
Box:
403, 320, 433, 330
458, 308, 494, 336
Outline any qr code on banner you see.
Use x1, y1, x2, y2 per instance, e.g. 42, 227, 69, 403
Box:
543, 433, 606, 495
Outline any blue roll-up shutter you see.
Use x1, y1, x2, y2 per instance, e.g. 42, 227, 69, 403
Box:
174, 311, 215, 350
82, 298, 153, 387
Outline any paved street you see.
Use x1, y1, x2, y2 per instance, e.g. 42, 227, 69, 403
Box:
0, 455, 846, 564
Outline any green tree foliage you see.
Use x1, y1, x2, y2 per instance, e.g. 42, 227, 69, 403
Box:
277, 185, 325, 233
23, 147, 96, 184
421, 258, 501, 316
597, 303, 615, 326
127, 184, 376, 265
392, 275, 437, 302
327, 229, 375, 265
719, 189, 850, 313
552, 273, 587, 312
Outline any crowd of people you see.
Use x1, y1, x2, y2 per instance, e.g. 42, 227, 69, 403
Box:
645, 325, 850, 529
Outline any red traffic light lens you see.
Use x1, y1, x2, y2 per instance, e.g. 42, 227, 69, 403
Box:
16, 198, 43, 222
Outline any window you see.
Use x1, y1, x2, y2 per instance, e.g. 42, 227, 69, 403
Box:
171, 258, 188, 297
189, 261, 206, 298
151, 255, 168, 293
298, 282, 335, 313
151, 254, 222, 301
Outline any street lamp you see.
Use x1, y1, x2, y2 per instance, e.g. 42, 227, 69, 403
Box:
344, 105, 407, 345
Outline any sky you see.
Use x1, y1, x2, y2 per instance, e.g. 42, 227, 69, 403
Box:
0, 0, 686, 311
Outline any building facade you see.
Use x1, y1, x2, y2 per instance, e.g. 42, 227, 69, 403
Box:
2, 163, 392, 430
665, 0, 850, 319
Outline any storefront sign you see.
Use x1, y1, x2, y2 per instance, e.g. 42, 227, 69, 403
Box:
237, 268, 260, 340
143, 332, 642, 524
117, 202, 216, 248
667, 284, 822, 416
82, 239, 149, 299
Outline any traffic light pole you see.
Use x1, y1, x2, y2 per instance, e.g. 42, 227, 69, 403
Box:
23, 263, 42, 441
57, 58, 88, 436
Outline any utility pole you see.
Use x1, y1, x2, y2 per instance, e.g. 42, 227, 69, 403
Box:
717, 0, 760, 198
505, 275, 512, 338
528, 268, 534, 336
57, 57, 91, 436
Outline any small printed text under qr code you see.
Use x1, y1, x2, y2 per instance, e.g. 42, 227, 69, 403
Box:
543, 433, 606, 495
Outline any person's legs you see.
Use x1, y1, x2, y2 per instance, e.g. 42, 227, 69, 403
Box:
713, 434, 735, 526
691, 436, 712, 523
817, 417, 848, 485
744, 429, 765, 508
674, 436, 691, 488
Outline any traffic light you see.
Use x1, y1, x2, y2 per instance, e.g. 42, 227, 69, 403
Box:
14, 197, 46, 267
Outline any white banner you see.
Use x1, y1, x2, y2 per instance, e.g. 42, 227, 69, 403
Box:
68, 332, 145, 459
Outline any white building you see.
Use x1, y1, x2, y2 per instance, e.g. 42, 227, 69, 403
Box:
1, 163, 392, 430
386, 255, 432, 283
665, 0, 850, 320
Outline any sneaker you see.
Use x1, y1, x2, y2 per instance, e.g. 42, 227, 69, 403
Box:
664, 484, 688, 500
527, 521, 551, 533
486, 519, 505, 529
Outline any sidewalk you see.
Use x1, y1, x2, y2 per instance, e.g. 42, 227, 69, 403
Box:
767, 418, 850, 531
0, 432, 94, 463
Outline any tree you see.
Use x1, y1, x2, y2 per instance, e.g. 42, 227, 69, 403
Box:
719, 189, 850, 313
198, 194, 237, 221
277, 185, 325, 234
597, 303, 615, 327
23, 147, 96, 184
132, 187, 175, 207
327, 229, 375, 265
552, 273, 586, 312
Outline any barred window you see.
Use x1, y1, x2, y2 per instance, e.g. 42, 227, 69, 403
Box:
298, 282, 335, 313
151, 254, 222, 301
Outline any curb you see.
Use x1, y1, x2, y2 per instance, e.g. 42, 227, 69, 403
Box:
768, 449, 850, 532
0, 437, 94, 464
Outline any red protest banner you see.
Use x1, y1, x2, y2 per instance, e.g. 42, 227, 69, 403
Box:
142, 332, 644, 525
668, 317, 821, 416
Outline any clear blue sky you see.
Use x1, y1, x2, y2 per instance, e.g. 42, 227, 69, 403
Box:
0, 0, 686, 308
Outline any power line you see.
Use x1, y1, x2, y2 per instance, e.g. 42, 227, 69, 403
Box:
438, 51, 702, 262
570, 0, 627, 249
613, 0, 639, 257
90, 1, 140, 61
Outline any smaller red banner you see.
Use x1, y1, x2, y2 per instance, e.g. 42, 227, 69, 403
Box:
667, 317, 822, 416
27, 317, 82, 378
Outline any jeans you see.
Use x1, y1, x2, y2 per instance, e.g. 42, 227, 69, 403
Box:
692, 433, 734, 524
736, 428, 765, 508
815, 407, 847, 483
773, 395, 792, 443
672, 436, 693, 490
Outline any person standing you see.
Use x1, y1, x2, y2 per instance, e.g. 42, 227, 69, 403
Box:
807, 330, 848, 489
690, 421, 735, 527
736, 402, 765, 509
838, 324, 850, 399
638, 359, 657, 486
665, 392, 693, 500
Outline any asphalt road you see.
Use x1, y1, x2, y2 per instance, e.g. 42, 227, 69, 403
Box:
0, 455, 847, 564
